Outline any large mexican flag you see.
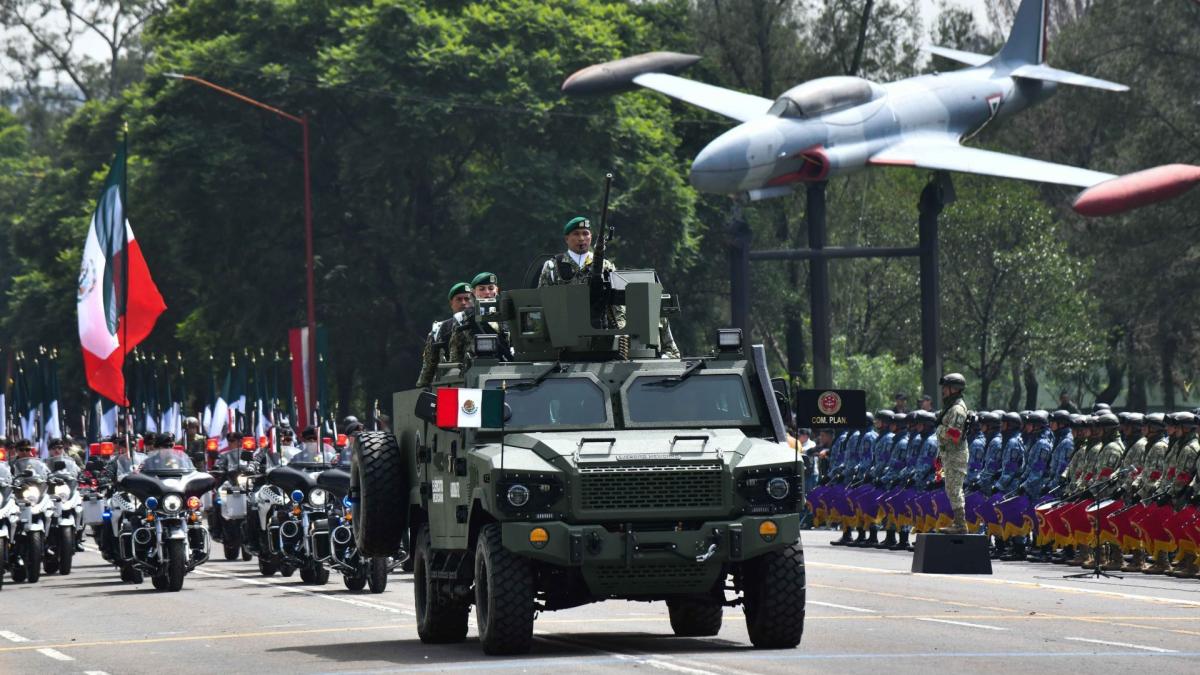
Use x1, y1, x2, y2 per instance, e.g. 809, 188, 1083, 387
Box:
77, 141, 166, 406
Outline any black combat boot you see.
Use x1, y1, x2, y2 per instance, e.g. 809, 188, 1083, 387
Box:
1000, 537, 1026, 561
856, 525, 880, 547
876, 528, 897, 549
889, 529, 910, 551
851, 527, 866, 544
831, 527, 853, 546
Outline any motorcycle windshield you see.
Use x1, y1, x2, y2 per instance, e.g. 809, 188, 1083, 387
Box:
140, 449, 197, 476
289, 443, 336, 469
214, 450, 241, 473
48, 456, 81, 479
11, 457, 50, 481
0, 462, 11, 495
257, 450, 282, 470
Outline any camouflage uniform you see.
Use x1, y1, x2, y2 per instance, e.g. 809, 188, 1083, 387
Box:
447, 312, 508, 363
1133, 426, 1170, 499
935, 390, 971, 532
416, 315, 462, 388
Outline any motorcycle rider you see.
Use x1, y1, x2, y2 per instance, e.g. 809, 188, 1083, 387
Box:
278, 425, 302, 464
297, 426, 337, 465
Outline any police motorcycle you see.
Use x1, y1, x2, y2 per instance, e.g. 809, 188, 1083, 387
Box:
6, 452, 53, 583
43, 454, 83, 575
253, 438, 336, 583
314, 441, 395, 592
111, 448, 214, 591
0, 453, 15, 590
210, 435, 260, 561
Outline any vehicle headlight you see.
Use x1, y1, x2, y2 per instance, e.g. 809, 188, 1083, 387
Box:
162, 494, 184, 513
53, 484, 72, 499
766, 477, 790, 500
308, 488, 328, 507
21, 485, 42, 502
506, 484, 530, 508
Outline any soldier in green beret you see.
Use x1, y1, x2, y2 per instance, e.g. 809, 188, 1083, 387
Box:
538, 216, 679, 358
448, 272, 509, 362
416, 282, 473, 388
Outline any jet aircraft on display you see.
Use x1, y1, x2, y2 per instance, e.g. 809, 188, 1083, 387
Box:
562, 0, 1200, 216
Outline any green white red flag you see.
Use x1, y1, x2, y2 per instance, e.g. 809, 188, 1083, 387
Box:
77, 140, 166, 406
436, 388, 504, 429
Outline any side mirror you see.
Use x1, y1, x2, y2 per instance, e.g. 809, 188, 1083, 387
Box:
503, 402, 514, 423
414, 390, 438, 426
771, 377, 791, 407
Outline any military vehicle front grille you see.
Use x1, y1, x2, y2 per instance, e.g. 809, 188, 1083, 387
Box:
579, 462, 723, 511
594, 563, 712, 589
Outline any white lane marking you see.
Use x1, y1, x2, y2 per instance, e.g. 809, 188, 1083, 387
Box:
36, 648, 74, 661
0, 631, 30, 643
809, 561, 1200, 608
192, 569, 417, 616
915, 618, 1006, 631
84, 671, 111, 675
643, 660, 717, 675
533, 631, 733, 675
1064, 637, 1178, 653
808, 600, 877, 613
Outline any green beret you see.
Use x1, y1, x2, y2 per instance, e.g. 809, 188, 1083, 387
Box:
563, 216, 590, 236
471, 272, 498, 287
447, 282, 471, 300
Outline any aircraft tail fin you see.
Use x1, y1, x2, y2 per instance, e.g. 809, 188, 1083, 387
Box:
996, 0, 1048, 65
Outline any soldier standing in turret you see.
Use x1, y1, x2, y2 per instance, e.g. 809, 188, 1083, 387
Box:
416, 282, 473, 388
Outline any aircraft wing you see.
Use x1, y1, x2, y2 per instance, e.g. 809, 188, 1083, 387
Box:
927, 46, 991, 67
1010, 64, 1129, 92
632, 73, 774, 122
869, 136, 1115, 188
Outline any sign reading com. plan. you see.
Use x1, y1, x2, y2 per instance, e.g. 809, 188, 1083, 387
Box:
794, 389, 867, 429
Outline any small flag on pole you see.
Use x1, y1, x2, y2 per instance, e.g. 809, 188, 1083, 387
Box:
435, 388, 503, 429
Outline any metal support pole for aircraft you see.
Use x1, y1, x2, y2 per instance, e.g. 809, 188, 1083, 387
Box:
807, 183, 832, 389
919, 173, 953, 399
727, 203, 751, 339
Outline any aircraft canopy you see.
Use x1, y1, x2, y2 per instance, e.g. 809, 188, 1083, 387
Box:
770, 76, 876, 118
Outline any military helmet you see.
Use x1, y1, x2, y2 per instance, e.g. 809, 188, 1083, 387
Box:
915, 410, 937, 424
1145, 413, 1167, 428
893, 413, 908, 425
1068, 414, 1087, 428
978, 411, 1000, 423
864, 411, 874, 424
1117, 412, 1144, 425
1050, 409, 1072, 425
1092, 402, 1111, 412
939, 372, 966, 388
875, 409, 895, 423
1002, 411, 1022, 426
1027, 410, 1049, 426
1095, 412, 1120, 428
1168, 411, 1196, 427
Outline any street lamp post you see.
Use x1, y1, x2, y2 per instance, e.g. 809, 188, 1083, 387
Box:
164, 73, 319, 425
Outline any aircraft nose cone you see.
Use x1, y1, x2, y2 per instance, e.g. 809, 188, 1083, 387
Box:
689, 136, 749, 194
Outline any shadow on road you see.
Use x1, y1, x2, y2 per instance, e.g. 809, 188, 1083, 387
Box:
267, 631, 748, 666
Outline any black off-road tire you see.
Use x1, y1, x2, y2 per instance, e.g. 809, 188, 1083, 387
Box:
367, 556, 389, 594
279, 563, 295, 578
223, 521, 243, 561
152, 573, 169, 590
474, 523, 535, 655
414, 526, 468, 643
351, 431, 406, 557
667, 598, 724, 637
742, 540, 806, 649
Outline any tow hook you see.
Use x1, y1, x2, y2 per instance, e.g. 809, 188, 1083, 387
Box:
695, 528, 722, 563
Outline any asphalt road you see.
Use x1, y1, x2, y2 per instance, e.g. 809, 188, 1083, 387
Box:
2, 534, 1199, 674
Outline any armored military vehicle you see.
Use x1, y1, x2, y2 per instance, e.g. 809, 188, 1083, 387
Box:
349, 225, 805, 655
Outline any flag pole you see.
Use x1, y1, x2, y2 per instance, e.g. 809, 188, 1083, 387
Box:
121, 125, 132, 456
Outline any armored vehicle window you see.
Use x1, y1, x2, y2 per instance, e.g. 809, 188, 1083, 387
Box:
626, 374, 754, 426
769, 76, 875, 118
484, 377, 609, 427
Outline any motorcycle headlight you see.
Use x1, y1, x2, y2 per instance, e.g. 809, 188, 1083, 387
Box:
20, 485, 42, 502
505, 484, 530, 508
308, 488, 328, 507
766, 477, 791, 500
53, 484, 72, 499
162, 494, 184, 513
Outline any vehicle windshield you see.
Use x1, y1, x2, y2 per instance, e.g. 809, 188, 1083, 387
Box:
140, 449, 197, 475
11, 456, 50, 481
484, 377, 610, 428
47, 456, 80, 479
625, 373, 756, 426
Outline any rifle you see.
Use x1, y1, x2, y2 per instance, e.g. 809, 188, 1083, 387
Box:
589, 173, 614, 329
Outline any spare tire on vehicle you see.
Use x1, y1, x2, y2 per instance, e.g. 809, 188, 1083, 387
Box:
350, 431, 407, 556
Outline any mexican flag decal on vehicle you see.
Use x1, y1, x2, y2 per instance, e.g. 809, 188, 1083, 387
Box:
436, 388, 504, 429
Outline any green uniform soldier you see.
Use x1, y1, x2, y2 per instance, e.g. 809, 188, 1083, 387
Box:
538, 216, 679, 358
935, 373, 971, 534
449, 272, 510, 362
416, 282, 474, 388
1085, 413, 1124, 569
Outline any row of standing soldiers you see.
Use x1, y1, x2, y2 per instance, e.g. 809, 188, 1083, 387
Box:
807, 403, 1200, 577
